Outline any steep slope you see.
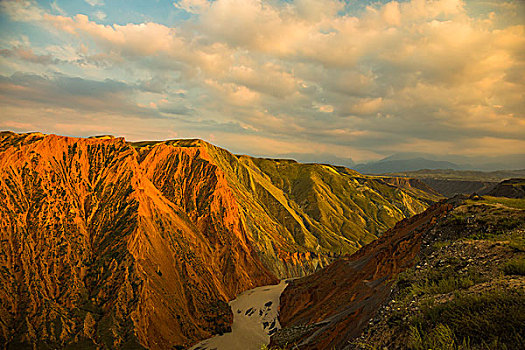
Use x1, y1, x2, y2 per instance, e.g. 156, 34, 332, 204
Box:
236, 158, 439, 275
0, 132, 276, 349
0, 131, 439, 349
132, 138, 439, 277
272, 194, 525, 349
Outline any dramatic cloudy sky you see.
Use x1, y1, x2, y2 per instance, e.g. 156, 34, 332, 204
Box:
0, 0, 523, 162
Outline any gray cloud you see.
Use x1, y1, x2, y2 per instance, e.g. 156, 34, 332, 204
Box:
0, 47, 60, 65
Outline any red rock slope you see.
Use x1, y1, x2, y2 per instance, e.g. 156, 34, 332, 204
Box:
0, 132, 276, 349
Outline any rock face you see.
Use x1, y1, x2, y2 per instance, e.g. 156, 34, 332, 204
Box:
0, 132, 275, 349
272, 200, 456, 349
0, 131, 438, 349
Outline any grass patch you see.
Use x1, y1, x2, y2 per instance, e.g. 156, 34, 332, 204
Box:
410, 288, 525, 349
432, 240, 452, 250
409, 323, 458, 350
467, 229, 525, 252
411, 272, 485, 296
507, 233, 525, 252
502, 257, 525, 276
399, 263, 487, 299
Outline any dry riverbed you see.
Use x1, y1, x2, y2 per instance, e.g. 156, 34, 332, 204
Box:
191, 279, 290, 350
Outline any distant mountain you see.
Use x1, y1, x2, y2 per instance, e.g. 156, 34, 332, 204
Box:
353, 157, 461, 174
354, 152, 525, 173
0, 131, 439, 349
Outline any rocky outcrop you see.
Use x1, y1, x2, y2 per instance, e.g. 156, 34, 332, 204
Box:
0, 131, 439, 349
272, 200, 456, 349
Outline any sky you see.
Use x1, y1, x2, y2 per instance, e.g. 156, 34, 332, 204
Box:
0, 0, 524, 163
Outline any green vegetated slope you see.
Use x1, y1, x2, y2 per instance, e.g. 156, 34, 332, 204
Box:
352, 195, 525, 350
136, 139, 440, 277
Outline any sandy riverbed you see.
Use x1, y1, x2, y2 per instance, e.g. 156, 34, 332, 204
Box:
190, 279, 289, 350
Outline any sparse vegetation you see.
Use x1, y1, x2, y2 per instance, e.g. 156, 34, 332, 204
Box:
261, 344, 288, 350
396, 261, 487, 300
410, 289, 525, 349
478, 196, 525, 210
353, 196, 525, 350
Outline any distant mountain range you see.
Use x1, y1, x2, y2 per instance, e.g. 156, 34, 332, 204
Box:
279, 152, 525, 174
383, 169, 525, 197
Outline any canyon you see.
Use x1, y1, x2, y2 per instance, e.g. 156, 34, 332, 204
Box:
0, 131, 439, 349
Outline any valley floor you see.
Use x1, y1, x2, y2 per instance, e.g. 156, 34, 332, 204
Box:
191, 280, 290, 350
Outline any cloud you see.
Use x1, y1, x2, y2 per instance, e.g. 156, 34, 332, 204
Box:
0, 0, 44, 21
85, 0, 104, 7
0, 72, 140, 114
318, 105, 334, 113
0, 0, 524, 162
94, 10, 106, 21
173, 0, 211, 14
0, 47, 60, 65
50, 1, 66, 15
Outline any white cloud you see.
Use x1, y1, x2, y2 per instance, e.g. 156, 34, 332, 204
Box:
173, 0, 211, 14
85, 0, 104, 7
0, 0, 44, 21
50, 1, 65, 15
94, 10, 106, 21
